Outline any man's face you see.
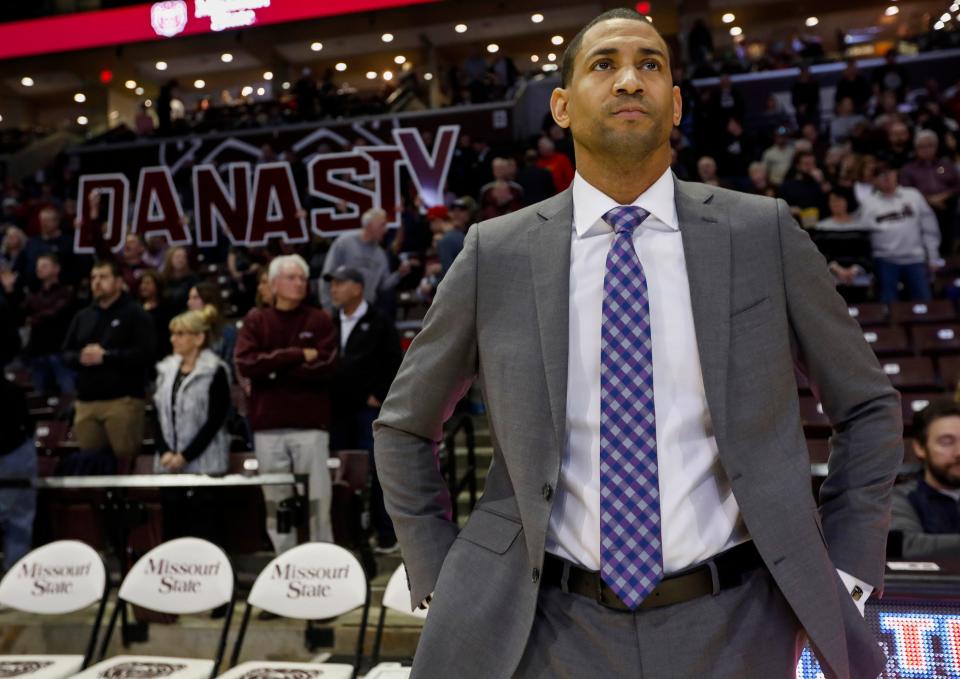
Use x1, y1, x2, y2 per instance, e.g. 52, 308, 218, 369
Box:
365, 215, 388, 242
797, 155, 816, 176
551, 18, 680, 165
90, 266, 120, 301
916, 138, 937, 161
35, 257, 59, 283
39, 209, 59, 236
914, 415, 960, 490
330, 278, 363, 308
874, 169, 898, 193
124, 236, 144, 261
889, 123, 910, 147
271, 264, 308, 306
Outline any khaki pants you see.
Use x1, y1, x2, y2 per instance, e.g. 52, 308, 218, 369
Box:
73, 397, 146, 458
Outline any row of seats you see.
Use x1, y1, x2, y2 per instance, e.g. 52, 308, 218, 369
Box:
0, 537, 417, 679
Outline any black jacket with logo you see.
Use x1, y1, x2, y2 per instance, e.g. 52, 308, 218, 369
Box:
333, 304, 402, 410
62, 293, 156, 401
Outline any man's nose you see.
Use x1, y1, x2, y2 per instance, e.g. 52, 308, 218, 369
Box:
614, 66, 644, 95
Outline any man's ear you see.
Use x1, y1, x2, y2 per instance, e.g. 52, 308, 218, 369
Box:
911, 439, 928, 463
672, 85, 682, 126
551, 88, 571, 129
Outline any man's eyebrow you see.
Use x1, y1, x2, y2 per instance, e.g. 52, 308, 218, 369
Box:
583, 46, 666, 63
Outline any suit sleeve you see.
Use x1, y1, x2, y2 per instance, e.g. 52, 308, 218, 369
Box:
776, 197, 903, 592
374, 226, 479, 609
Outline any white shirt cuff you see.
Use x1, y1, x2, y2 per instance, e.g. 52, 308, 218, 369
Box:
836, 568, 873, 617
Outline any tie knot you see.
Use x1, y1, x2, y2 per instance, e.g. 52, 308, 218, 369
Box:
603, 206, 650, 235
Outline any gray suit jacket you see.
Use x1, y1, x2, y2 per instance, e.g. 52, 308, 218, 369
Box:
374, 177, 903, 679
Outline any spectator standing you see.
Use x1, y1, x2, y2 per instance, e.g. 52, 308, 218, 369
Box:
7, 254, 76, 395
138, 270, 173, 360
829, 97, 867, 145
162, 246, 199, 311
235, 255, 337, 552
24, 207, 75, 286
479, 158, 524, 205
873, 49, 909, 103
188, 281, 238, 378
327, 266, 402, 552
814, 187, 871, 286
153, 305, 231, 545
791, 65, 821, 129
835, 59, 872, 114
779, 150, 830, 225
899, 130, 960, 256
0, 227, 29, 294
890, 401, 960, 559
319, 208, 417, 311
62, 260, 155, 459
517, 149, 557, 205
480, 181, 524, 220
859, 162, 942, 302
0, 376, 35, 573
761, 127, 795, 186
885, 121, 914, 169
536, 137, 575, 193
746, 162, 776, 198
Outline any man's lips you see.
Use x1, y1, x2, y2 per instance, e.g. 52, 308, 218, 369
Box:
611, 106, 649, 118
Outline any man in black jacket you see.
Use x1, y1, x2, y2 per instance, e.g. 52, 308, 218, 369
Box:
62, 260, 155, 459
327, 266, 402, 552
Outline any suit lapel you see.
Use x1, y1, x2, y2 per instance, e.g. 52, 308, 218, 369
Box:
675, 177, 731, 445
529, 189, 573, 451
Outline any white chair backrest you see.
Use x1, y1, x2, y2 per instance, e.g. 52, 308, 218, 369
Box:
247, 542, 366, 619
118, 537, 233, 615
381, 564, 427, 620
0, 540, 106, 614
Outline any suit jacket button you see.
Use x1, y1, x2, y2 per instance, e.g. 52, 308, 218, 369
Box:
542, 483, 553, 501
532, 568, 540, 583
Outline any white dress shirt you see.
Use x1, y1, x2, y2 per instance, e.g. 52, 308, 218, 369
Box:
544, 168, 872, 613
339, 300, 368, 351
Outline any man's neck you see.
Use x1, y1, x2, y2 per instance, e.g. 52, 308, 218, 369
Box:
341, 299, 362, 316
274, 298, 301, 311
359, 230, 376, 244
574, 145, 671, 205
98, 292, 121, 309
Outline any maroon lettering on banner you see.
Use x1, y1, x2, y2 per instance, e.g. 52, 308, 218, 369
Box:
307, 152, 375, 236
358, 146, 404, 228
192, 163, 251, 247
131, 167, 190, 244
247, 162, 308, 245
393, 124, 459, 208
75, 173, 130, 254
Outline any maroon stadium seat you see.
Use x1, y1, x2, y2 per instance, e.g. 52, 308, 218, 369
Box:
845, 303, 887, 327
878, 356, 939, 391
899, 392, 946, 431
911, 324, 960, 355
806, 439, 830, 466
936, 355, 960, 393
861, 326, 910, 356
33, 420, 74, 454
889, 300, 957, 326
798, 396, 831, 437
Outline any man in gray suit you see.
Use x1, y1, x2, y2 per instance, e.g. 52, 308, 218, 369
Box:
374, 8, 901, 678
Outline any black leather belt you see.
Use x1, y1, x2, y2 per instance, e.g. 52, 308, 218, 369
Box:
541, 540, 764, 611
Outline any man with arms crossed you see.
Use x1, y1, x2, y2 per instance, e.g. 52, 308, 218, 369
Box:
375, 9, 901, 678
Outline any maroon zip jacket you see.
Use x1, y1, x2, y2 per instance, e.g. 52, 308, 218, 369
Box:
235, 303, 337, 432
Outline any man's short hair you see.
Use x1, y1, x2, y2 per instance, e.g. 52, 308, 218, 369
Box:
91, 259, 120, 277
914, 129, 938, 148
37, 252, 60, 266
361, 207, 388, 229
913, 399, 960, 448
560, 8, 667, 88
268, 254, 310, 284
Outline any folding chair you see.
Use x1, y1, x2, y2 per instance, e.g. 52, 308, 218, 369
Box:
0, 540, 110, 679
368, 563, 425, 676
223, 542, 371, 679
73, 537, 236, 679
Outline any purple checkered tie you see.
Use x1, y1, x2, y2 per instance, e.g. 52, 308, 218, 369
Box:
599, 205, 662, 610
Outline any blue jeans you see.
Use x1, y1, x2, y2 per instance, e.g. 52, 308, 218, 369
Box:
873, 259, 932, 304
0, 438, 37, 572
29, 354, 76, 396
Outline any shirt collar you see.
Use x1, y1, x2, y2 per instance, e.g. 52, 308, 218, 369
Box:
340, 299, 368, 323
571, 167, 678, 238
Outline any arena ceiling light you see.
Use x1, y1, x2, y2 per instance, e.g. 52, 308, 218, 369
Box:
383, 70, 394, 80
135, 86, 144, 95
547, 52, 557, 61
805, 16, 819, 27
424, 72, 433, 80
221, 52, 234, 62
381, 32, 394, 42
531, 13, 544, 23
940, 12, 951, 21
542, 63, 558, 72
335, 62, 347, 71
241, 85, 253, 96
155, 60, 167, 71
125, 79, 136, 89
21, 76, 34, 87
310, 41, 323, 51
108, 110, 119, 120
281, 81, 290, 89
256, 87, 265, 96
454, 23, 467, 33
722, 13, 735, 23
77, 115, 88, 125
487, 43, 499, 53
531, 54, 540, 62
934, 20, 945, 29
394, 55, 406, 64
729, 26, 743, 36
194, 79, 205, 88
73, 92, 86, 103
366, 71, 378, 79
144, 98, 152, 106
551, 35, 564, 45
884, 6, 899, 15
263, 71, 273, 80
